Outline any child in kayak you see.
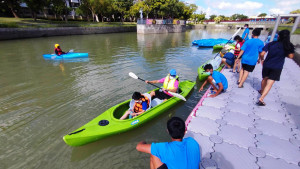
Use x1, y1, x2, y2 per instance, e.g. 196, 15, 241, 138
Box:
120, 92, 151, 120
145, 69, 179, 101
54, 44, 66, 56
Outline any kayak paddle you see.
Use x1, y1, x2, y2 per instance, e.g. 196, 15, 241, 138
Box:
129, 72, 186, 101
214, 27, 242, 59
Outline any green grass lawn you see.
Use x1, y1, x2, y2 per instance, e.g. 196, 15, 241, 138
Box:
0, 17, 136, 28
277, 26, 300, 34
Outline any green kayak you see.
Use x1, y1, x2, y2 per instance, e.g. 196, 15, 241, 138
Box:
213, 43, 235, 50
63, 80, 195, 146
198, 59, 224, 81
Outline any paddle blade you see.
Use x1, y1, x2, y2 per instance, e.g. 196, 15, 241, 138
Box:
231, 27, 242, 39
129, 72, 138, 79
51, 55, 57, 59
68, 49, 74, 53
167, 91, 186, 101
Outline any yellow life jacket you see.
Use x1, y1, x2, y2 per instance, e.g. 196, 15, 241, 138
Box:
163, 74, 179, 90
133, 95, 150, 113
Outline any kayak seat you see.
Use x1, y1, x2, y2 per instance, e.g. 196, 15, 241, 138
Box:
113, 102, 130, 119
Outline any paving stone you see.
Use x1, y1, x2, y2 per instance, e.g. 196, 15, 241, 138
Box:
185, 132, 214, 158
223, 111, 254, 129
289, 138, 300, 147
280, 95, 300, 107
248, 147, 266, 158
202, 98, 227, 108
225, 102, 254, 116
248, 127, 263, 135
209, 135, 223, 144
216, 92, 231, 100
255, 101, 284, 112
215, 119, 227, 126
212, 142, 258, 169
230, 94, 255, 104
255, 119, 293, 140
257, 155, 300, 169
195, 106, 224, 120
201, 158, 217, 169
283, 121, 297, 129
254, 108, 286, 124
248, 114, 260, 120
187, 117, 219, 137
256, 134, 300, 165
219, 125, 256, 149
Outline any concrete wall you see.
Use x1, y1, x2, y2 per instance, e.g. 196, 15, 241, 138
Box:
0, 26, 136, 40
137, 24, 186, 34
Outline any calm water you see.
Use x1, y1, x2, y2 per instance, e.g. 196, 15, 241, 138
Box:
0, 29, 267, 169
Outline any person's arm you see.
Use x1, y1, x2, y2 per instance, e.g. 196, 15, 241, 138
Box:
55, 49, 58, 55
136, 141, 151, 154
199, 79, 208, 92
236, 50, 244, 61
209, 83, 223, 98
145, 80, 160, 84
258, 51, 266, 64
243, 33, 248, 41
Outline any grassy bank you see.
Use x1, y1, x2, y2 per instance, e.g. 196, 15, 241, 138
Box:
0, 17, 136, 28
277, 26, 300, 34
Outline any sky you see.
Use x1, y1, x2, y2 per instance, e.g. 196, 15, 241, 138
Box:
181, 0, 300, 17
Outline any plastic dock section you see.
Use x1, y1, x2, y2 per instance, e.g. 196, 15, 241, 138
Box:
185, 59, 300, 169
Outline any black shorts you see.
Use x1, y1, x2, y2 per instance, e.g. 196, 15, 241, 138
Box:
242, 63, 255, 72
262, 67, 282, 81
154, 90, 172, 100
157, 163, 168, 169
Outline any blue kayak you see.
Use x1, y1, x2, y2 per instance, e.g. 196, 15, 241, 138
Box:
43, 53, 89, 60
192, 38, 233, 47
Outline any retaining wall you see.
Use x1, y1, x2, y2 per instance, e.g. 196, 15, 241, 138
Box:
0, 26, 136, 40
137, 24, 186, 34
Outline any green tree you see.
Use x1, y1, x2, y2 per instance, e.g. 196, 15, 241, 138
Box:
209, 14, 216, 20
230, 13, 248, 20
214, 16, 221, 23
23, 0, 46, 21
219, 15, 225, 21
290, 9, 300, 14
51, 0, 71, 22
3, 0, 20, 18
112, 0, 133, 22
258, 13, 267, 17
76, 2, 91, 21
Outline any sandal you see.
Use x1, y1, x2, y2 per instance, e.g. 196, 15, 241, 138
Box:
238, 85, 244, 88
237, 81, 240, 85
256, 100, 266, 106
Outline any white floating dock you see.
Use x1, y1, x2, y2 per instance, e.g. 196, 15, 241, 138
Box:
185, 59, 300, 169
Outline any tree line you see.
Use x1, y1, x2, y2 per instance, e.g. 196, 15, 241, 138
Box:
1, 0, 198, 22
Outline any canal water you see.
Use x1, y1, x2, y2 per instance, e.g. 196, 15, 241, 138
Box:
0, 29, 267, 169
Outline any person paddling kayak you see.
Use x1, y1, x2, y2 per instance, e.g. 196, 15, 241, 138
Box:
120, 92, 151, 120
54, 44, 66, 56
145, 69, 179, 101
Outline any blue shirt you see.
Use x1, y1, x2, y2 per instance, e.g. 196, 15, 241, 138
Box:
151, 137, 200, 169
241, 38, 264, 65
242, 28, 250, 41
263, 41, 295, 69
212, 71, 228, 90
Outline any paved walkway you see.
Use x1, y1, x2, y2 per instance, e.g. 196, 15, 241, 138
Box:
185, 59, 300, 169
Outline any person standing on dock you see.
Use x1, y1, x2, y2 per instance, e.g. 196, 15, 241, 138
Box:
236, 28, 264, 88
256, 30, 295, 106
136, 117, 201, 169
145, 69, 179, 101
242, 24, 250, 42
232, 35, 244, 73
199, 64, 228, 98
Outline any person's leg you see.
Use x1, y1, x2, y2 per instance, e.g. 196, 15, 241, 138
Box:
120, 110, 131, 120
238, 67, 244, 84
260, 77, 268, 94
222, 58, 231, 68
150, 91, 156, 98
232, 59, 238, 73
236, 60, 241, 72
238, 70, 249, 87
258, 79, 275, 103
150, 154, 164, 169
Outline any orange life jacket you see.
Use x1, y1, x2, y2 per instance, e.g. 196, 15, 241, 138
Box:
234, 42, 244, 56
133, 95, 150, 113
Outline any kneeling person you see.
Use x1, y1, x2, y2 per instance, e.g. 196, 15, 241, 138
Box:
120, 92, 150, 120
199, 64, 228, 98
